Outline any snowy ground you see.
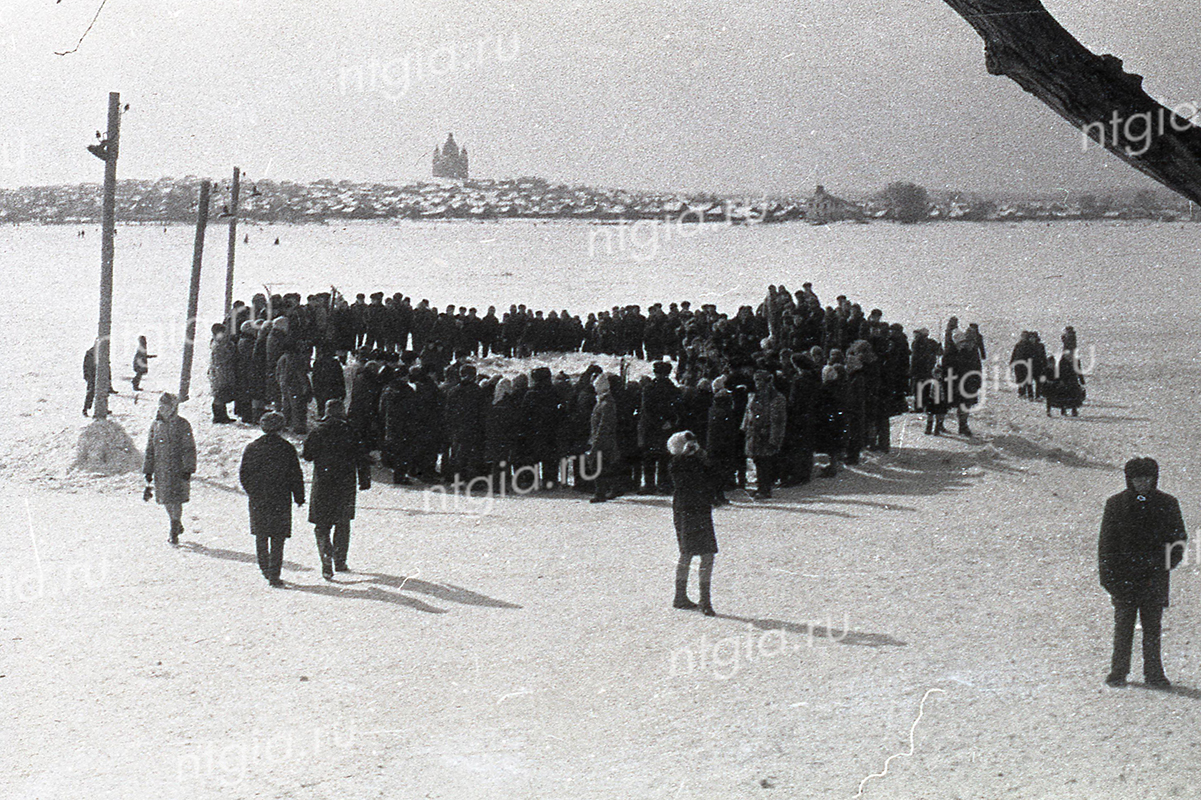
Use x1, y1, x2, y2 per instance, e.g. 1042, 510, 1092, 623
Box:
3, 386, 1200, 799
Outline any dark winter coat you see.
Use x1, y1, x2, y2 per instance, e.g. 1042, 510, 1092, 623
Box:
669, 452, 718, 556
485, 393, 522, 466
1099, 473, 1186, 607
706, 395, 741, 465
638, 376, 681, 454
944, 344, 983, 409
520, 377, 562, 464
311, 353, 347, 404
239, 433, 305, 539
445, 378, 488, 464
812, 377, 847, 456
143, 414, 197, 505
303, 417, 370, 526
1045, 352, 1086, 410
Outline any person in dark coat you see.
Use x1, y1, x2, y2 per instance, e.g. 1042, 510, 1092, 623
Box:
239, 411, 305, 587
943, 330, 982, 436
310, 345, 346, 419
668, 431, 718, 616
1045, 349, 1086, 417
144, 392, 197, 544
520, 367, 562, 490
485, 377, 521, 479
638, 360, 681, 494
407, 365, 445, 482
1099, 457, 1187, 688
445, 364, 488, 481
303, 400, 371, 578
234, 322, 258, 423
131, 335, 156, 392
83, 344, 97, 416
705, 387, 740, 503
813, 365, 847, 477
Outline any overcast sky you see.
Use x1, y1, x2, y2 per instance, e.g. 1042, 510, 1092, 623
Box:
1, 0, 1197, 195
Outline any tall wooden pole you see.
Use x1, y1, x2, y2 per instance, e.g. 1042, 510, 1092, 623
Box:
223, 166, 240, 326
179, 179, 210, 403
94, 92, 120, 420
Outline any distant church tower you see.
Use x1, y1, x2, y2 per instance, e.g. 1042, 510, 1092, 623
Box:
432, 133, 469, 180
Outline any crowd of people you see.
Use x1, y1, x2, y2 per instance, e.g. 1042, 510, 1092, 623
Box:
205, 284, 990, 504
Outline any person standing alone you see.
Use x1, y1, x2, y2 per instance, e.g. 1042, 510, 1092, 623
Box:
239, 411, 305, 587
668, 430, 718, 616
1099, 457, 1187, 689
143, 393, 197, 545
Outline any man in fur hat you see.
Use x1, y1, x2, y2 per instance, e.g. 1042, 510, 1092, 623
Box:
1099, 457, 1187, 688
239, 411, 305, 587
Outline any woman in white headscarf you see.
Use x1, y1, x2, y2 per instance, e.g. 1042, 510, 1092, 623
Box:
143, 392, 197, 545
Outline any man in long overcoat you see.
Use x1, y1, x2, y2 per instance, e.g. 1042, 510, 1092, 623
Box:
303, 400, 371, 578
144, 392, 197, 545
239, 411, 305, 587
1099, 457, 1187, 688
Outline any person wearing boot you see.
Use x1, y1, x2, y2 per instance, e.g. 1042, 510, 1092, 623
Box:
208, 323, 237, 424
303, 400, 371, 579
944, 330, 982, 436
587, 373, 620, 503
239, 412, 305, 587
1099, 457, 1187, 689
668, 430, 718, 616
143, 392, 196, 545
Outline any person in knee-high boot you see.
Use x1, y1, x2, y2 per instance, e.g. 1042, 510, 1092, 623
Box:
668, 430, 718, 616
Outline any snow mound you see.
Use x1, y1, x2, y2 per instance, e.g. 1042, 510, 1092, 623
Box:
72, 418, 143, 475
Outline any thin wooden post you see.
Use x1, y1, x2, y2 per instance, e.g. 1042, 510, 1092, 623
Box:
223, 166, 240, 325
179, 179, 211, 402
94, 91, 120, 419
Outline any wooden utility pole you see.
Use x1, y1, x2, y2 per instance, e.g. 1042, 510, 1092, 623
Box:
223, 166, 240, 326
179, 179, 211, 402
94, 92, 120, 420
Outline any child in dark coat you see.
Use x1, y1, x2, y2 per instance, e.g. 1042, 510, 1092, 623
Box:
668, 430, 718, 616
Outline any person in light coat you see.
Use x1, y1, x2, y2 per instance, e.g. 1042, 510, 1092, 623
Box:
143, 392, 197, 545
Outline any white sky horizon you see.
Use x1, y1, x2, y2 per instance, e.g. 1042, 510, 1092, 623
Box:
1, 0, 1197, 198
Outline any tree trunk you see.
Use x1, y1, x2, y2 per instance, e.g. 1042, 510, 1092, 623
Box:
942, 0, 1201, 204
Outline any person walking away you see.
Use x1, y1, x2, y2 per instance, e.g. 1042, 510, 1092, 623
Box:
239, 411, 305, 587
132, 335, 155, 391
668, 431, 718, 615
1099, 457, 1186, 688
303, 400, 371, 578
143, 392, 197, 545
310, 345, 346, 419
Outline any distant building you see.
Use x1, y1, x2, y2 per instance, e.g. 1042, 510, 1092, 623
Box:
804, 185, 863, 222
432, 133, 469, 180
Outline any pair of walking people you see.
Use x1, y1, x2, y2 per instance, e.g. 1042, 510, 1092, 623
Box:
239, 400, 371, 586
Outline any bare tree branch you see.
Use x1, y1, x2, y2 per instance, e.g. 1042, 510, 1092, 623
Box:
55, 0, 110, 56
943, 0, 1201, 203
